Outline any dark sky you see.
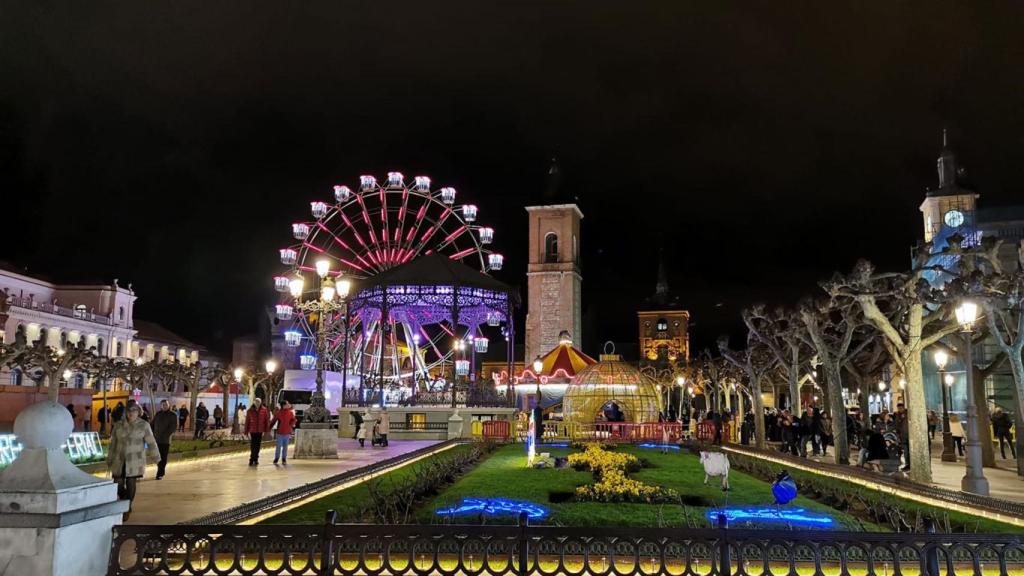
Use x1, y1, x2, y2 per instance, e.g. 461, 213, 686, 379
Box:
3, 2, 1023, 356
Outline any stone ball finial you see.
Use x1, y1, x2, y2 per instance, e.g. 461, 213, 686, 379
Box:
14, 401, 73, 450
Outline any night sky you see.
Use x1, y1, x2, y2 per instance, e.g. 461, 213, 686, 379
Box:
3, 2, 1023, 356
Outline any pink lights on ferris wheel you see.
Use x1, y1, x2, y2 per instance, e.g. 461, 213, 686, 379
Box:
462, 204, 478, 222
439, 187, 456, 205
333, 185, 352, 202
386, 171, 404, 188
478, 227, 494, 244
414, 176, 431, 191
488, 253, 504, 270
359, 175, 376, 191
292, 223, 310, 240
274, 276, 290, 292
279, 249, 298, 265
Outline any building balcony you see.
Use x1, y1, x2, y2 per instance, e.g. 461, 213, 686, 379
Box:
7, 296, 113, 326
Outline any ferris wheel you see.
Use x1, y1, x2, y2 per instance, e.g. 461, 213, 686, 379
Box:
273, 172, 505, 388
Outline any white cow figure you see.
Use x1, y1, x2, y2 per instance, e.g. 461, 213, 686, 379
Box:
700, 451, 730, 491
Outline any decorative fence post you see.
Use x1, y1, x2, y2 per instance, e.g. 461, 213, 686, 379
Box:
717, 512, 731, 576
924, 517, 939, 576
319, 509, 338, 576
517, 511, 529, 576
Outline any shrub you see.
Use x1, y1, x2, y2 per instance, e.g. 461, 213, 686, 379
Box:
569, 443, 678, 504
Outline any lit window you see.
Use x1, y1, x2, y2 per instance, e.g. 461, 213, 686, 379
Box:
119, 306, 125, 321
656, 318, 668, 332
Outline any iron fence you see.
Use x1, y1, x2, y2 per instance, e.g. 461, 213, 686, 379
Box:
110, 512, 1024, 575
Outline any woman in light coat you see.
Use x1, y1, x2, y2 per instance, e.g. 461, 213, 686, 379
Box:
357, 411, 374, 447
106, 403, 159, 516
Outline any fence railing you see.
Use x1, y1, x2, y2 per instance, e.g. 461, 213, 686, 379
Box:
389, 421, 449, 431
7, 295, 113, 326
110, 513, 1024, 576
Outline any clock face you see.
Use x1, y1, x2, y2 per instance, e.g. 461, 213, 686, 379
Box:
944, 210, 965, 228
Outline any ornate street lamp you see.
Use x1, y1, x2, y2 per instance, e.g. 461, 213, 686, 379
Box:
934, 349, 957, 463
955, 301, 989, 496
289, 259, 350, 425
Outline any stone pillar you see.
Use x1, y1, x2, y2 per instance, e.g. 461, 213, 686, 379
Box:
293, 424, 339, 459
447, 410, 464, 440
0, 401, 129, 576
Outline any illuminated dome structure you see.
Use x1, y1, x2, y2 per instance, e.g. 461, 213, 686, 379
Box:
563, 351, 662, 425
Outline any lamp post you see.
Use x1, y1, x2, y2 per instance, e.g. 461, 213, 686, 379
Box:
934, 350, 957, 463
676, 376, 686, 422
532, 356, 543, 408
956, 301, 989, 496
232, 367, 244, 433
452, 339, 467, 408
289, 259, 351, 426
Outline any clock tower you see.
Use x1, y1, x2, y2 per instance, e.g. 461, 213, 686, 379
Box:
920, 130, 978, 242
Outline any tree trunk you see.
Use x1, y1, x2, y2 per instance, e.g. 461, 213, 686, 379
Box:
751, 380, 766, 449
904, 351, 932, 483
972, 364, 995, 468
789, 347, 801, 411
46, 373, 59, 403
1008, 352, 1024, 476
223, 383, 231, 430
824, 363, 849, 465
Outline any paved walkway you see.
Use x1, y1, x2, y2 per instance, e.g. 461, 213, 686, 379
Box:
797, 436, 1024, 503
123, 439, 439, 525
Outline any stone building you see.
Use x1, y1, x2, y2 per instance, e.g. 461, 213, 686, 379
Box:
524, 202, 583, 364
637, 252, 689, 369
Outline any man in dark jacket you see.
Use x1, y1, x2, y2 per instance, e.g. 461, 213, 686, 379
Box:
178, 405, 189, 432
992, 408, 1016, 459
112, 401, 125, 424
152, 400, 178, 480
193, 403, 209, 439
895, 403, 910, 471
245, 398, 271, 466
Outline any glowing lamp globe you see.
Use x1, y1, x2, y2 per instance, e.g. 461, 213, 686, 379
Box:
387, 171, 404, 188
279, 248, 298, 266
275, 304, 293, 321
479, 227, 494, 244
233, 367, 244, 381
414, 176, 431, 191
440, 187, 456, 205
933, 349, 949, 370
463, 204, 478, 222
532, 357, 543, 374
944, 373, 955, 386
488, 253, 504, 270
320, 278, 336, 302
311, 201, 329, 219
474, 337, 489, 353
337, 276, 351, 299
274, 276, 290, 292
292, 222, 310, 240
333, 185, 352, 202
284, 330, 302, 347
359, 175, 376, 191
289, 277, 305, 298
955, 301, 978, 329
265, 359, 278, 373
315, 259, 330, 278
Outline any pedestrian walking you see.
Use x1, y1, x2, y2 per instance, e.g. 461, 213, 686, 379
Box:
177, 405, 189, 432
270, 400, 297, 465
357, 410, 373, 447
194, 402, 209, 439
83, 405, 92, 432
992, 408, 1016, 459
895, 403, 910, 470
106, 403, 159, 519
927, 410, 939, 440
351, 410, 364, 440
378, 408, 390, 447
112, 401, 126, 424
245, 398, 271, 465
97, 405, 108, 435
213, 404, 224, 428
151, 400, 178, 480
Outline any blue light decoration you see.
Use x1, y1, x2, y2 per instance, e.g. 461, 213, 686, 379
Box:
706, 507, 835, 528
772, 470, 798, 505
637, 443, 681, 451
541, 442, 570, 448
436, 498, 549, 521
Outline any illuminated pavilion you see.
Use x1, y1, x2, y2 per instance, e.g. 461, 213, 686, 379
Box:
562, 352, 662, 425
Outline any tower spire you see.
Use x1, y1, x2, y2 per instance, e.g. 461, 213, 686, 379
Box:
655, 248, 669, 297
937, 128, 957, 189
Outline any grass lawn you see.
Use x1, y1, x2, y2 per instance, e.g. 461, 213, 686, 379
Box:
416, 444, 872, 529
262, 444, 480, 525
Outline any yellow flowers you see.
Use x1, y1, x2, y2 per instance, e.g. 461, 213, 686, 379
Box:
570, 443, 678, 503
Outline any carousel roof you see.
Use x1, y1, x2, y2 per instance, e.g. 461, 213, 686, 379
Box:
572, 356, 646, 386
537, 338, 596, 377
357, 252, 519, 301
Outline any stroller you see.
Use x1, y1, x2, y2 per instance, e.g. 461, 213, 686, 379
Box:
370, 421, 386, 447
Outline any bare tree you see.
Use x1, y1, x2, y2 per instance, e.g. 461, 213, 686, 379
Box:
829, 248, 962, 483
2, 339, 95, 402
718, 336, 774, 448
744, 305, 809, 412
797, 297, 873, 465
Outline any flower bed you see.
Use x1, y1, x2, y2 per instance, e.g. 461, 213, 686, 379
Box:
570, 443, 677, 503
